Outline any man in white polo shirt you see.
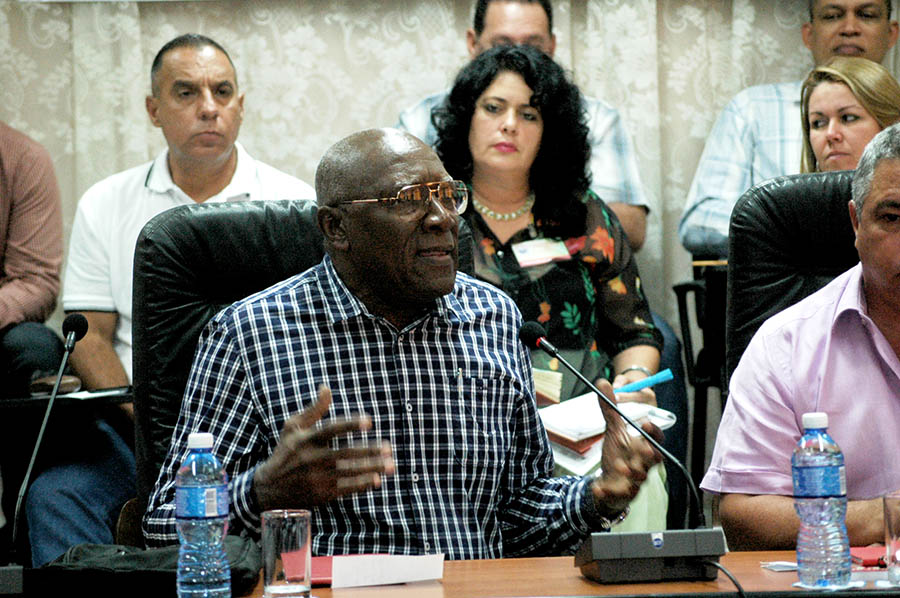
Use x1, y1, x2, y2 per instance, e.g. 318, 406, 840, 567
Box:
24, 33, 314, 567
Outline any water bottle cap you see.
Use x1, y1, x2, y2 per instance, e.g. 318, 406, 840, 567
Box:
187, 432, 214, 449
802, 412, 828, 429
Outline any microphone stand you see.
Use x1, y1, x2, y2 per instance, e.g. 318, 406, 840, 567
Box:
522, 323, 726, 583
1, 317, 85, 594
530, 333, 706, 529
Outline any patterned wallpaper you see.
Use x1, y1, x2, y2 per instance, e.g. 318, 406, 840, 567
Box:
2, 0, 896, 332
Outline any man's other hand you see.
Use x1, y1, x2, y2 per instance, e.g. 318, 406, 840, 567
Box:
589, 378, 663, 516
253, 385, 394, 511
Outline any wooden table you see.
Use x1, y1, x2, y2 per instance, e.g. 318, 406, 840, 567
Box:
247, 550, 888, 597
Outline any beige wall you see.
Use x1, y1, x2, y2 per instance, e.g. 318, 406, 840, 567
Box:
1, 0, 893, 335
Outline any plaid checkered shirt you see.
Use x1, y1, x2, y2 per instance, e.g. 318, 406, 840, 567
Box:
679, 80, 803, 257
144, 256, 606, 558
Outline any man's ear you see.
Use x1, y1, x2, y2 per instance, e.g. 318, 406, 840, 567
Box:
318, 205, 349, 251
801, 21, 814, 52
466, 28, 480, 59
146, 95, 162, 128
849, 199, 860, 249
888, 20, 899, 51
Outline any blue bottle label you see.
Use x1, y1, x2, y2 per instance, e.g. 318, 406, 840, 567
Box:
176, 485, 228, 518
792, 464, 846, 497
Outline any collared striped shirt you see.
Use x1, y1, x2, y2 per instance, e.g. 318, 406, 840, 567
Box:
144, 256, 602, 558
679, 80, 803, 257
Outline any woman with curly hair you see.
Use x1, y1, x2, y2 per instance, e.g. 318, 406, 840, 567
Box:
434, 44, 662, 412
434, 44, 667, 530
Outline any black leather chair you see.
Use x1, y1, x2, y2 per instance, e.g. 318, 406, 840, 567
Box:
129, 200, 474, 545
725, 170, 860, 382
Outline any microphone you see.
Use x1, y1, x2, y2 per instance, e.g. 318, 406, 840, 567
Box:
1, 314, 88, 592
62, 313, 88, 352
519, 321, 706, 529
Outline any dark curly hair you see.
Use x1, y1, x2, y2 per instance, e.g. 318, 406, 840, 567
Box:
433, 44, 591, 238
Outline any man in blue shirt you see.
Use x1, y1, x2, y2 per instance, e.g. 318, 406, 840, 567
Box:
145, 128, 662, 557
680, 0, 899, 257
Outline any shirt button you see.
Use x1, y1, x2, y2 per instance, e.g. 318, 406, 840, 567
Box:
423, 541, 431, 552
406, 402, 413, 412
412, 473, 419, 483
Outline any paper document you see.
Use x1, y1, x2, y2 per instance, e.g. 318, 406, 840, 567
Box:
330, 553, 444, 588
539, 392, 676, 441
540, 394, 677, 476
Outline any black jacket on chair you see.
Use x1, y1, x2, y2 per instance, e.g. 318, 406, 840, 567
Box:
131, 199, 475, 528
725, 170, 859, 383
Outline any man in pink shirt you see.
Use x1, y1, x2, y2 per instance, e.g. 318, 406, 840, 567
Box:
702, 122, 900, 549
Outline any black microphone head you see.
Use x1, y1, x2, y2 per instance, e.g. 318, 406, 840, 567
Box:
62, 313, 89, 343
519, 321, 546, 349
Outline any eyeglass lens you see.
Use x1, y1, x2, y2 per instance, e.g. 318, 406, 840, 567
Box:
396, 182, 467, 215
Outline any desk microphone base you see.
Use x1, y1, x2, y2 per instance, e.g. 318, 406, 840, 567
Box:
575, 528, 727, 583
0, 565, 23, 594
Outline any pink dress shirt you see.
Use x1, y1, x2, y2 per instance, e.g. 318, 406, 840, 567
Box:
702, 264, 900, 500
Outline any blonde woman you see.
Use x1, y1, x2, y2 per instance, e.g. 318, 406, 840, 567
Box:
801, 56, 900, 172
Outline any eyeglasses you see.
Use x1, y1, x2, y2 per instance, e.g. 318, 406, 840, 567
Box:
339, 180, 469, 218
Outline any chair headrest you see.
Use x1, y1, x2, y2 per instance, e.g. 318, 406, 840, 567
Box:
132, 199, 325, 511
725, 170, 860, 380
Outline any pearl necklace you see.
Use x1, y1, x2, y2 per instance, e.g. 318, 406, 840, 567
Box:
471, 193, 535, 221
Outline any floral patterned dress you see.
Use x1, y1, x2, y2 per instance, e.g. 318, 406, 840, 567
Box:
463, 190, 663, 400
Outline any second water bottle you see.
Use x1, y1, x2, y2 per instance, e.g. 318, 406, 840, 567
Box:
791, 411, 850, 588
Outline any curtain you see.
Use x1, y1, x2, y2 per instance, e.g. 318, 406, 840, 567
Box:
1, 0, 893, 326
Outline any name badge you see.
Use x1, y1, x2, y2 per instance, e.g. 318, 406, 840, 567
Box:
511, 238, 572, 268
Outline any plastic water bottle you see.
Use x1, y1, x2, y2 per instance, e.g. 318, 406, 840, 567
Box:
176, 432, 231, 598
792, 412, 850, 588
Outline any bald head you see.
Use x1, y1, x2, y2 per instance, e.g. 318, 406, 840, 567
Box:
314, 128, 458, 329
316, 128, 438, 208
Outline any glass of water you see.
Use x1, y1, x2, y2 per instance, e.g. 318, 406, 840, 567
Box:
262, 509, 311, 597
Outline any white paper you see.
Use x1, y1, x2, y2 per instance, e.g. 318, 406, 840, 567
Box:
331, 553, 444, 588
61, 388, 129, 400
550, 439, 606, 476
539, 392, 677, 441
760, 561, 797, 572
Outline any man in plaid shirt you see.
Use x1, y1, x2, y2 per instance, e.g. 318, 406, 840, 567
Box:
144, 128, 662, 558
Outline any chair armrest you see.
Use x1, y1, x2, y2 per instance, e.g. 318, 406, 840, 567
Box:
672, 280, 705, 388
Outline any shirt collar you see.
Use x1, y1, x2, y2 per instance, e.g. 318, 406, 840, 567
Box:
144, 141, 255, 202
318, 255, 472, 328
833, 263, 869, 325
